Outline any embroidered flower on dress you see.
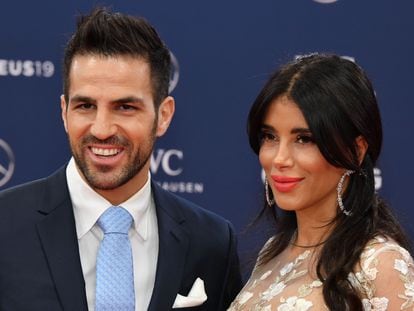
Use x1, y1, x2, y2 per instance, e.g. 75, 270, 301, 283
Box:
310, 280, 323, 288
364, 267, 378, 281
260, 270, 273, 281
362, 297, 389, 311
363, 248, 376, 260
280, 262, 294, 276
262, 282, 286, 301
399, 248, 412, 262
297, 250, 311, 261
362, 299, 371, 310
237, 291, 253, 305
404, 282, 414, 298
348, 273, 361, 289
376, 236, 386, 243
278, 296, 313, 311
394, 259, 409, 275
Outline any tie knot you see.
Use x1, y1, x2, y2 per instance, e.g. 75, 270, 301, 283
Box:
98, 206, 133, 234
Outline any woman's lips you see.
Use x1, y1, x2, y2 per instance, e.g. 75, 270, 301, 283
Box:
271, 175, 304, 193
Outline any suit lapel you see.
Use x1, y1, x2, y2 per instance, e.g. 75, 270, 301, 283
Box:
36, 167, 88, 311
148, 182, 189, 311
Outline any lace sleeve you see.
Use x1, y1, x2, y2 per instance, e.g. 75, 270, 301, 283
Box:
255, 236, 276, 263
245, 236, 276, 279
356, 238, 414, 310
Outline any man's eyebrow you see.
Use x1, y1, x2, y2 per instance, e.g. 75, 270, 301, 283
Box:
69, 95, 145, 105
112, 96, 144, 105
70, 95, 96, 104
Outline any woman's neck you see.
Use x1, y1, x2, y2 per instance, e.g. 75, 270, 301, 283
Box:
293, 211, 334, 248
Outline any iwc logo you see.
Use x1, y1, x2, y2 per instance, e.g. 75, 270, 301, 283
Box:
151, 148, 204, 194
0, 139, 15, 187
169, 51, 180, 94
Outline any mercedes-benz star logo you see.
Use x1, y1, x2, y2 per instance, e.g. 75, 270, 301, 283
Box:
0, 139, 15, 187
169, 51, 180, 94
313, 0, 338, 3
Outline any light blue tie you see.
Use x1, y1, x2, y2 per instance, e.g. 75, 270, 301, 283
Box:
95, 206, 135, 311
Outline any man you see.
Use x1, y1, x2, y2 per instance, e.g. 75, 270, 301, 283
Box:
0, 8, 242, 311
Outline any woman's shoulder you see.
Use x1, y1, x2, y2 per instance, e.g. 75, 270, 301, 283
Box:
360, 235, 412, 264
261, 235, 277, 251
356, 235, 413, 279
250, 236, 278, 273
350, 235, 414, 309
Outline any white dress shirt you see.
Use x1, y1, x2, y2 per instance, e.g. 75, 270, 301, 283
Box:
66, 158, 159, 311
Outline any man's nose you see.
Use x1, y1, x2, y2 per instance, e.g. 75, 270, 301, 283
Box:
89, 109, 117, 140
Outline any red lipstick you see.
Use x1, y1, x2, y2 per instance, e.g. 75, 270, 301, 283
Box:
271, 175, 304, 193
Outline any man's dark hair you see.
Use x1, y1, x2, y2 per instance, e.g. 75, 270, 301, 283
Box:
63, 7, 171, 108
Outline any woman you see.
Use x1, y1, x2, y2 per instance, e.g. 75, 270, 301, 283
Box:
229, 54, 414, 310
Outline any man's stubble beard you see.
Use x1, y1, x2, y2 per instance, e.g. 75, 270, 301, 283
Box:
69, 119, 158, 191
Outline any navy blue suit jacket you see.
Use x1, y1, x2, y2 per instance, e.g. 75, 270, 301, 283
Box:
0, 166, 242, 310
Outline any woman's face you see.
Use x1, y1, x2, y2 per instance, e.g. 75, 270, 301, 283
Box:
259, 96, 345, 218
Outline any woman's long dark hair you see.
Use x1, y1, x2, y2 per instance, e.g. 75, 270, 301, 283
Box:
248, 54, 412, 310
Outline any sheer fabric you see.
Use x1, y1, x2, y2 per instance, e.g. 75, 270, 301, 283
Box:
228, 236, 414, 310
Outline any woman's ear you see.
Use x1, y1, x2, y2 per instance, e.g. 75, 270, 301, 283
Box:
355, 136, 368, 165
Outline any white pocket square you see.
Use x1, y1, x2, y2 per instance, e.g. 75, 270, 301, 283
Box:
172, 277, 207, 308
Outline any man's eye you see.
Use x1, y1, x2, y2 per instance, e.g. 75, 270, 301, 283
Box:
78, 103, 95, 110
296, 135, 314, 144
118, 104, 136, 111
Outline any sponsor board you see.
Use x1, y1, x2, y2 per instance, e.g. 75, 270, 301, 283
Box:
151, 148, 204, 194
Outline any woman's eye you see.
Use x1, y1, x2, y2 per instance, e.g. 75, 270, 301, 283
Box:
296, 135, 314, 144
260, 132, 278, 145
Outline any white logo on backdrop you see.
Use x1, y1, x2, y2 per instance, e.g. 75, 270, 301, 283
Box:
313, 0, 338, 4
0, 59, 55, 77
341, 56, 355, 63
261, 167, 383, 191
168, 51, 180, 93
151, 149, 183, 176
374, 167, 382, 191
151, 148, 204, 194
295, 54, 355, 63
0, 139, 15, 187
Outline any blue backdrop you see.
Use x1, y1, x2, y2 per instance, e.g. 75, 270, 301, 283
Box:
1, 0, 413, 274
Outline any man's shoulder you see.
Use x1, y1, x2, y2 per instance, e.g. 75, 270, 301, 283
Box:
0, 176, 47, 200
0, 166, 67, 206
151, 181, 233, 231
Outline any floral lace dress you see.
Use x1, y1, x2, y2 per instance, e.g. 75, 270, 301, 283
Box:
228, 237, 414, 310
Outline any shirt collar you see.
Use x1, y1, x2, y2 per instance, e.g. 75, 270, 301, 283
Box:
66, 157, 153, 240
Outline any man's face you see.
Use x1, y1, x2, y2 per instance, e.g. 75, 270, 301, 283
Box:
61, 55, 174, 203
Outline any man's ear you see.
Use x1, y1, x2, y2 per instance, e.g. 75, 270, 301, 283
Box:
356, 135, 368, 165
156, 96, 175, 137
60, 95, 68, 133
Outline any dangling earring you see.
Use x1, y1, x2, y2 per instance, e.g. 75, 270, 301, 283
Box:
265, 179, 275, 206
336, 170, 354, 216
